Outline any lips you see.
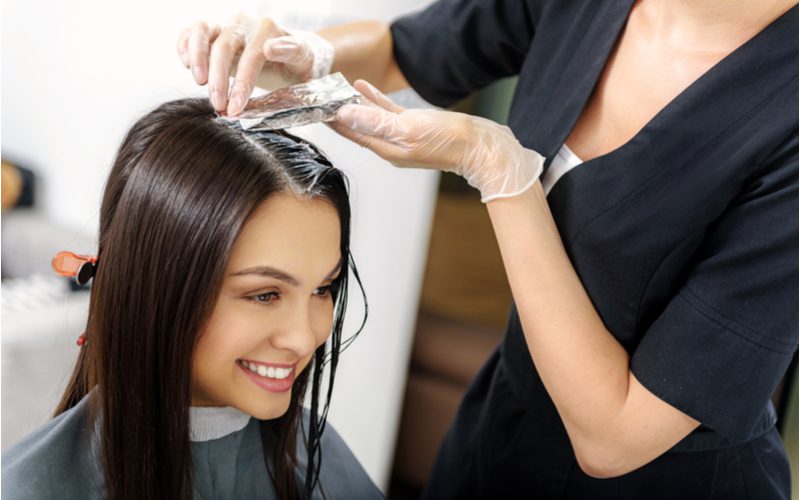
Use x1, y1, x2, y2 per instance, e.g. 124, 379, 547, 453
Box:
237, 359, 297, 393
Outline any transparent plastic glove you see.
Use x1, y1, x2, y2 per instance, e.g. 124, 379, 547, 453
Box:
332, 80, 545, 202
177, 14, 334, 116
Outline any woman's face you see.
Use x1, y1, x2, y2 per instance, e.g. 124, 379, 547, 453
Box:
191, 193, 342, 419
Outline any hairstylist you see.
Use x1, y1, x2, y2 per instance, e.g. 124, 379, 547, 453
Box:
179, 1, 799, 498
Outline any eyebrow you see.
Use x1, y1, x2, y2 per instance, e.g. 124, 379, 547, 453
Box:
229, 261, 342, 286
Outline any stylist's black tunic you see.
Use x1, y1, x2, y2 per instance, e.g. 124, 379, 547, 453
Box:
391, 1, 798, 498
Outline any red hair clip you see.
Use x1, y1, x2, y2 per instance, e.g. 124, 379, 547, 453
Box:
52, 251, 98, 286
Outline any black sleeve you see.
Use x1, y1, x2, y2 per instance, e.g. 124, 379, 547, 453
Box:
390, 0, 541, 107
630, 133, 799, 440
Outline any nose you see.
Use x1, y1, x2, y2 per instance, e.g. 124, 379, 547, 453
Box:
270, 300, 320, 357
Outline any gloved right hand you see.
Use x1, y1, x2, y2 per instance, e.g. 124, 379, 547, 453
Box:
332, 80, 545, 203
177, 14, 334, 116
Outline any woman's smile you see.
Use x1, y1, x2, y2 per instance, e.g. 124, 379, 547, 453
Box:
236, 359, 297, 393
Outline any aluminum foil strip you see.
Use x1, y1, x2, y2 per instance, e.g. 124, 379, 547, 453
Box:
223, 72, 362, 131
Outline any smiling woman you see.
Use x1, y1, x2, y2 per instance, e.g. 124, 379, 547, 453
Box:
191, 194, 343, 421
1, 99, 381, 500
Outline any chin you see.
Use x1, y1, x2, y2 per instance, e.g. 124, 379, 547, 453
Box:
241, 396, 292, 421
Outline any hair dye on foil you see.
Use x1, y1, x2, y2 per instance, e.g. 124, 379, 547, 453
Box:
222, 72, 361, 131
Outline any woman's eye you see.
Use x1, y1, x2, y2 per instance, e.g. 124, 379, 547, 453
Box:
248, 291, 280, 304
314, 286, 332, 298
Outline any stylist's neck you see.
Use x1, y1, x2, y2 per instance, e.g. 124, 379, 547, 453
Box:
641, 0, 797, 53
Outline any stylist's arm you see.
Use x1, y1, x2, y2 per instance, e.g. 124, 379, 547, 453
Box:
332, 80, 700, 478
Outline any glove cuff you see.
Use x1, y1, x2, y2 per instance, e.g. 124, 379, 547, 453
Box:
474, 148, 546, 203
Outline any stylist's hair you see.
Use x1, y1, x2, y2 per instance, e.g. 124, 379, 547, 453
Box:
55, 98, 361, 500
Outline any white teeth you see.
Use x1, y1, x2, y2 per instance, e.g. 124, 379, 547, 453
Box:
241, 360, 292, 380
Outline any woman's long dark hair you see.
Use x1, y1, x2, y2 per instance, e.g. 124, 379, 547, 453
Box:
54, 98, 364, 499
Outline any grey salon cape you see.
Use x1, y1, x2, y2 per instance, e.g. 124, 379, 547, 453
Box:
2, 394, 384, 499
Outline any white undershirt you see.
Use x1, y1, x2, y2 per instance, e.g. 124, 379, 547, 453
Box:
541, 143, 584, 196
189, 406, 251, 442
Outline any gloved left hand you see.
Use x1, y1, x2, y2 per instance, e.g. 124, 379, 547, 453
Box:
177, 14, 334, 115
331, 80, 545, 202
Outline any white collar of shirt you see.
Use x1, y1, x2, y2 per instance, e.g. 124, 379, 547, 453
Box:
189, 406, 251, 442
541, 143, 584, 196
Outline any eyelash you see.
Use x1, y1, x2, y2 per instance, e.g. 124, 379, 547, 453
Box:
246, 286, 334, 305
248, 291, 280, 304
